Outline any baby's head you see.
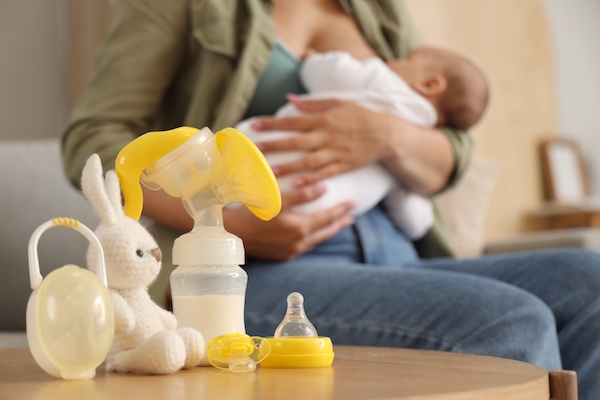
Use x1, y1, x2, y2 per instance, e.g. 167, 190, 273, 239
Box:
387, 47, 489, 130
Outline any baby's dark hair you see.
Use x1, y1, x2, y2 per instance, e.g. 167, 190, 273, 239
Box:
416, 47, 489, 131
436, 50, 489, 130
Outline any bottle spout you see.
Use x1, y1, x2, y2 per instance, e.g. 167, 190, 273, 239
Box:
185, 197, 225, 229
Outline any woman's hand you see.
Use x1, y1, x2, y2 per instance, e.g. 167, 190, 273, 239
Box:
252, 95, 455, 195
253, 96, 395, 187
224, 183, 355, 261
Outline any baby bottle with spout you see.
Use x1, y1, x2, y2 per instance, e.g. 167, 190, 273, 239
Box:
115, 126, 281, 366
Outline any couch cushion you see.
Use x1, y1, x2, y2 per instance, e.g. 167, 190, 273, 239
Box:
0, 139, 98, 331
437, 158, 498, 258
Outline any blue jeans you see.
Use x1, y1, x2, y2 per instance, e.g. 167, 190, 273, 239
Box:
244, 207, 600, 399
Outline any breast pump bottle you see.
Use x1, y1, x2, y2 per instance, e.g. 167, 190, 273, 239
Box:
115, 126, 281, 365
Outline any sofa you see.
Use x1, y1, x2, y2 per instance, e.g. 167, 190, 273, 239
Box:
0, 138, 98, 331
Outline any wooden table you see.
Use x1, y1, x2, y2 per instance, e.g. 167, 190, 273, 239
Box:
0, 346, 550, 400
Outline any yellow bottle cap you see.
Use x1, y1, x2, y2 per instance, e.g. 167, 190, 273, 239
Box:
259, 336, 334, 368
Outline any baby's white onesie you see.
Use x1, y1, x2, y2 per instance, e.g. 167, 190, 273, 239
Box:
236, 51, 436, 239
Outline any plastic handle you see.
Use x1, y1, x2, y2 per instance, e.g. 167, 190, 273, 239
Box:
28, 218, 107, 289
115, 127, 199, 220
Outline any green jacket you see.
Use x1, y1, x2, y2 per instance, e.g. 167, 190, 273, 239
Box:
62, 0, 472, 258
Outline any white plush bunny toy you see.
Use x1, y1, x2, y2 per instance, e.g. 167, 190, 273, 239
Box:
81, 154, 204, 374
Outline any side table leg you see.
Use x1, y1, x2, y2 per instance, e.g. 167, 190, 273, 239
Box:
549, 370, 578, 400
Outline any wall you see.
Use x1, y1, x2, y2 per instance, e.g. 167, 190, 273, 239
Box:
541, 0, 600, 197
0, 0, 68, 140
0, 0, 110, 140
406, 0, 557, 240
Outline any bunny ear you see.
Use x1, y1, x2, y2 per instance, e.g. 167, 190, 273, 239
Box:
104, 170, 125, 217
81, 154, 118, 226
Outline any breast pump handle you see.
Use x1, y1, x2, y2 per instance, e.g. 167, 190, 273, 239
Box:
115, 126, 199, 221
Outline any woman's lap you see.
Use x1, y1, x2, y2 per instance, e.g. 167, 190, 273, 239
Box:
245, 256, 562, 370
244, 208, 600, 398
244, 244, 600, 398
411, 249, 600, 332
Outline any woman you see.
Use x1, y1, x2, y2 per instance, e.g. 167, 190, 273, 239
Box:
63, 1, 600, 397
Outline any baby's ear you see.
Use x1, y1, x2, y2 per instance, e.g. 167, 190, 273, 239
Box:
415, 73, 447, 97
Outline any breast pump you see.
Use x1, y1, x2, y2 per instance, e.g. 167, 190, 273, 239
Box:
115, 126, 281, 367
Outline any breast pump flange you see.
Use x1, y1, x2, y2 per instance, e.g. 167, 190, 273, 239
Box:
27, 218, 114, 380
115, 126, 281, 366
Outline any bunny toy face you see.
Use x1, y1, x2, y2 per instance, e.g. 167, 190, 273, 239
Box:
82, 154, 164, 290
88, 218, 162, 289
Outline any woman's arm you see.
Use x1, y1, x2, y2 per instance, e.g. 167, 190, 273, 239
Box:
62, 0, 188, 188
140, 182, 355, 261
378, 114, 455, 194
251, 96, 466, 196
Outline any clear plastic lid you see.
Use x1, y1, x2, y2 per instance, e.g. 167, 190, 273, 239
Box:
27, 218, 114, 379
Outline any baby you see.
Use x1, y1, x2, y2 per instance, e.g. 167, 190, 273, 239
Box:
236, 47, 488, 239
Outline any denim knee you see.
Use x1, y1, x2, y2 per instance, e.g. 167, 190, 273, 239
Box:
452, 288, 561, 371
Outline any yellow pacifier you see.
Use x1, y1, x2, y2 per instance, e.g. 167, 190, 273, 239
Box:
26, 218, 114, 379
259, 292, 335, 368
207, 333, 271, 372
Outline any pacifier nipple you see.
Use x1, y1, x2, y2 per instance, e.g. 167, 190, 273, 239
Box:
274, 292, 318, 338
